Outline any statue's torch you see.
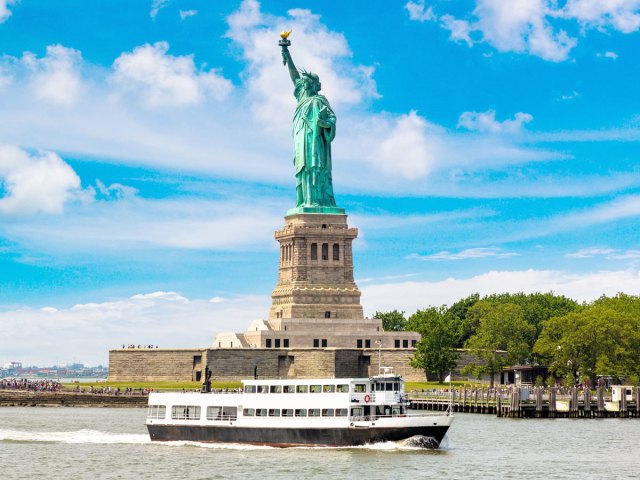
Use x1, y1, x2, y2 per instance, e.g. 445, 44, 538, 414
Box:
279, 30, 292, 65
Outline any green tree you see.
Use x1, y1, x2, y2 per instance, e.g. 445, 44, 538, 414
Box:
534, 295, 640, 384
483, 292, 578, 343
375, 310, 406, 331
445, 293, 480, 347
407, 307, 459, 383
463, 301, 535, 387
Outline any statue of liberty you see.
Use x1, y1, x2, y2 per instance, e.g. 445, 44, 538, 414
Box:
279, 32, 342, 213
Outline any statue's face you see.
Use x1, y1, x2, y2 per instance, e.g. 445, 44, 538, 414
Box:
303, 74, 321, 94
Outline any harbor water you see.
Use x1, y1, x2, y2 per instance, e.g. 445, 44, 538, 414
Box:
1, 407, 638, 479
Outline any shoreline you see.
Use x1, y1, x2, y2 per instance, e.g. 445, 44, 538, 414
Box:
0, 389, 148, 408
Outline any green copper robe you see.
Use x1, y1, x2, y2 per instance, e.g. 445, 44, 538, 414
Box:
292, 78, 337, 207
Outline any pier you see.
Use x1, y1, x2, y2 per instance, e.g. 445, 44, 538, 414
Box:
409, 385, 640, 418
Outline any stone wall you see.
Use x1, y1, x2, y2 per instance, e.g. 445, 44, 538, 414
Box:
109, 347, 484, 383
109, 349, 206, 382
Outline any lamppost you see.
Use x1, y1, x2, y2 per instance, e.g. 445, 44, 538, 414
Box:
375, 339, 382, 375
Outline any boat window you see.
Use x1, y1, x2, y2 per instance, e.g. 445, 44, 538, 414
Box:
206, 406, 222, 420
283, 385, 295, 393
244, 385, 256, 393
322, 385, 335, 393
243, 408, 255, 417
351, 407, 363, 417
375, 383, 382, 391
268, 409, 280, 417
295, 409, 307, 417
353, 384, 367, 393
335, 409, 348, 417
222, 407, 237, 419
322, 408, 335, 417
310, 385, 322, 393
394, 382, 399, 391
336, 384, 349, 393
282, 409, 294, 417
147, 405, 166, 419
256, 409, 268, 417
171, 405, 201, 420
392, 406, 402, 415
385, 383, 393, 391
296, 385, 308, 393
270, 385, 282, 393
308, 409, 321, 417
257, 385, 269, 394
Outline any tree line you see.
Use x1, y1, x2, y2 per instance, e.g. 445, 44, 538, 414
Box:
376, 292, 640, 387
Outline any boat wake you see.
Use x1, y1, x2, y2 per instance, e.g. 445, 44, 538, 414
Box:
399, 435, 440, 449
0, 429, 150, 445
0, 429, 447, 452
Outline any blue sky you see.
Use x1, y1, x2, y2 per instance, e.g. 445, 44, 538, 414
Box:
1, 0, 640, 365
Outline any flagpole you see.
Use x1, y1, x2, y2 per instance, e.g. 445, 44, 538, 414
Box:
448, 372, 453, 415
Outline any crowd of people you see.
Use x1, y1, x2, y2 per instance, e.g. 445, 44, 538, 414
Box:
79, 385, 150, 396
0, 378, 61, 391
122, 344, 158, 349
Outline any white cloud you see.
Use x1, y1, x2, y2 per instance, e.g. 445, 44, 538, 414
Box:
558, 195, 640, 228
111, 41, 233, 107
567, 247, 640, 260
0, 291, 271, 365
563, 0, 640, 33
440, 15, 474, 46
405, 0, 436, 22
407, 0, 640, 61
559, 90, 580, 101
408, 247, 518, 261
473, 0, 576, 62
361, 268, 640, 314
457, 110, 533, 134
0, 67, 11, 90
597, 51, 619, 59
566, 247, 615, 258
367, 111, 438, 179
2, 195, 284, 254
22, 45, 84, 105
0, 0, 14, 24
179, 9, 198, 21
0, 145, 83, 216
150, 0, 170, 19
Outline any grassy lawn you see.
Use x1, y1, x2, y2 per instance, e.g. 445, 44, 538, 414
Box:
62, 381, 242, 391
405, 380, 483, 391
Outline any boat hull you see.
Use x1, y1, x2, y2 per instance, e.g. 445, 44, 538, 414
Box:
147, 424, 450, 447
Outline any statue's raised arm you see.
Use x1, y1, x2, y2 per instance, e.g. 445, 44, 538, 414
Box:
279, 31, 299, 85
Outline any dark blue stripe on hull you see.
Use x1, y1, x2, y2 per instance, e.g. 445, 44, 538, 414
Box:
147, 424, 449, 447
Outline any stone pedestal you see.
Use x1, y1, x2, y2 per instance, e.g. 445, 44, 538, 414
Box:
269, 213, 363, 321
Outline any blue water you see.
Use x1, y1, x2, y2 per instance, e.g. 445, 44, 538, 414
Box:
0, 408, 638, 479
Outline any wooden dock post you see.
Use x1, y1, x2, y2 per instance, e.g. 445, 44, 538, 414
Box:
497, 389, 502, 417
571, 387, 578, 418
535, 387, 543, 418
549, 387, 556, 418
474, 388, 478, 413
463, 388, 467, 412
584, 388, 591, 418
597, 386, 605, 418
621, 388, 628, 418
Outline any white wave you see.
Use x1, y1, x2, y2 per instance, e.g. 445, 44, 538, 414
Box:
0, 428, 150, 444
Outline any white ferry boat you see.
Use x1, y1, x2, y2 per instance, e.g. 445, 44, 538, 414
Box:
146, 372, 453, 447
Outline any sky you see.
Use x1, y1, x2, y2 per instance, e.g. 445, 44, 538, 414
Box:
1, 0, 640, 366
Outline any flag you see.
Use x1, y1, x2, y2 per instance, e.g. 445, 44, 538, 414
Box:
444, 374, 451, 383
